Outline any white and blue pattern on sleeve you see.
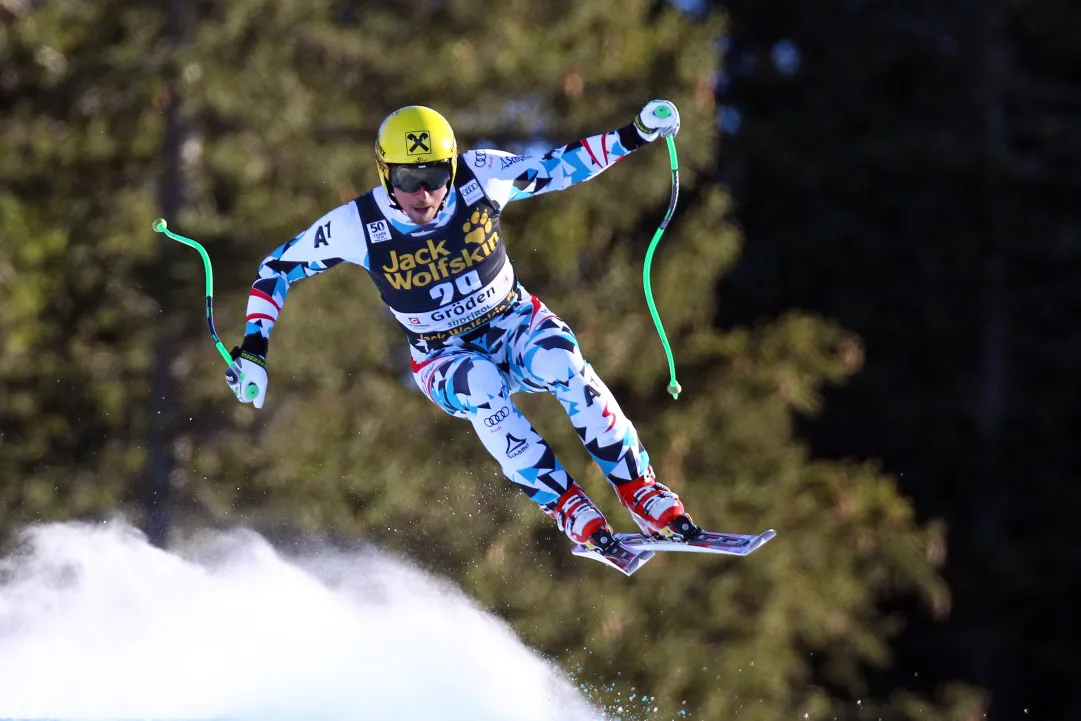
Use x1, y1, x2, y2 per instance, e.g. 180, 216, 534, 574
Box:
244, 202, 368, 343
468, 126, 640, 208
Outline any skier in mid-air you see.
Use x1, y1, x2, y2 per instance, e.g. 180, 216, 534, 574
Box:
226, 99, 701, 563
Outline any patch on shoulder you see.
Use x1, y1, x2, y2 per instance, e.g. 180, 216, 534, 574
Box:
460, 179, 484, 206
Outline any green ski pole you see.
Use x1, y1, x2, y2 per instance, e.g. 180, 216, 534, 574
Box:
152, 218, 258, 400
642, 121, 682, 399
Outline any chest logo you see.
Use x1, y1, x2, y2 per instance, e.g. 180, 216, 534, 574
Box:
463, 210, 497, 247
406, 131, 430, 155
380, 211, 501, 290
366, 220, 391, 243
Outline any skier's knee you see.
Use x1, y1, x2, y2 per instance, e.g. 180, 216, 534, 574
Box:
526, 338, 585, 386
429, 356, 508, 418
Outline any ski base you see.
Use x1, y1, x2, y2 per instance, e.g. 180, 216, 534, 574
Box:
571, 528, 776, 576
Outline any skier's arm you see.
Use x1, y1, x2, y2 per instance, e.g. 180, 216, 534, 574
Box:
468, 99, 680, 209
227, 202, 368, 408
239, 202, 369, 358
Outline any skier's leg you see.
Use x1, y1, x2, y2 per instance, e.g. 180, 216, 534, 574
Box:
505, 294, 700, 540
411, 346, 619, 549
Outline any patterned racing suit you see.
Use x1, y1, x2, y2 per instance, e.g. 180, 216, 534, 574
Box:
240, 122, 675, 542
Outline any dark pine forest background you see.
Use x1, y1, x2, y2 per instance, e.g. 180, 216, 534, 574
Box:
1, 1, 1078, 720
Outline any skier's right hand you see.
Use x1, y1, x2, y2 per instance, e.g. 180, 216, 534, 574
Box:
226, 347, 268, 409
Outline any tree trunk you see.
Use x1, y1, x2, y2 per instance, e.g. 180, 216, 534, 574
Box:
146, 0, 189, 548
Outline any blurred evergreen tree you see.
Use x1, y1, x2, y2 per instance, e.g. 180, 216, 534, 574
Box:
716, 0, 1081, 717
0, 0, 983, 717
0, 1, 171, 531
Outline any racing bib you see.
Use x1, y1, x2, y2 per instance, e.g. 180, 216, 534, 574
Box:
355, 162, 517, 339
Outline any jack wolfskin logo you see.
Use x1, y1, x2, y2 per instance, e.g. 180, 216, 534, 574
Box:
462, 209, 496, 246
406, 131, 430, 155
380, 208, 500, 290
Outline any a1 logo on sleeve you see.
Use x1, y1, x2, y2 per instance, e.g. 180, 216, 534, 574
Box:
460, 180, 483, 206
366, 220, 391, 243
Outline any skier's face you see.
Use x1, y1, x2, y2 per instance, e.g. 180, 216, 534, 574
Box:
392, 184, 448, 225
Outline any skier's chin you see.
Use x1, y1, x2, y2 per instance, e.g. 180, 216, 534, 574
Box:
408, 207, 436, 224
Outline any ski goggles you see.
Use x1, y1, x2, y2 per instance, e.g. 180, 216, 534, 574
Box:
388, 162, 453, 193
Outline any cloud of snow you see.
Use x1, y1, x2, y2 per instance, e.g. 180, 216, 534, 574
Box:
0, 521, 599, 721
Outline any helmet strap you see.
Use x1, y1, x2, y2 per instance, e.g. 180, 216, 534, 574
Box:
383, 177, 404, 211
435, 180, 453, 212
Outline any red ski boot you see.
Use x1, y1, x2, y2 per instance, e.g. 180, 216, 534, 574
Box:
616, 467, 702, 542
546, 483, 624, 556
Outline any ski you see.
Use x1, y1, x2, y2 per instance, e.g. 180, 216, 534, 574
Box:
570, 543, 655, 577
620, 528, 776, 555
571, 528, 776, 575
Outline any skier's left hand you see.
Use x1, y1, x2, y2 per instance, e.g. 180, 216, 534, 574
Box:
634, 100, 681, 142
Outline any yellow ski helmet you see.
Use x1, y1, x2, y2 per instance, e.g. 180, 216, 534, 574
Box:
375, 106, 458, 196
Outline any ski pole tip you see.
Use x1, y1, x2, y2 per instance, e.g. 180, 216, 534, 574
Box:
152, 218, 167, 232
667, 381, 682, 399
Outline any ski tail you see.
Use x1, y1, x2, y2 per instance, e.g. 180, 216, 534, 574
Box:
570, 544, 655, 576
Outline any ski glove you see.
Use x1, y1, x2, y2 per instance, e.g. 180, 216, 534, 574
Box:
226, 347, 268, 409
634, 99, 681, 142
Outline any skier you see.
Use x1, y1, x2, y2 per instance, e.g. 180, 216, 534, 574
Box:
226, 100, 701, 562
